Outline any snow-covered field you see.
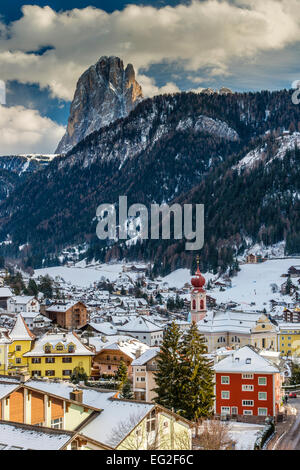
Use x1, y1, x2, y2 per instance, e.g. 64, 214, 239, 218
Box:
211, 258, 300, 310
229, 422, 264, 450
163, 258, 300, 310
34, 262, 147, 287
34, 258, 299, 309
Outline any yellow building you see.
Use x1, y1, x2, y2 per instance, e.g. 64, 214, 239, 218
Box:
278, 323, 300, 357
23, 331, 94, 379
0, 329, 11, 375
8, 315, 35, 373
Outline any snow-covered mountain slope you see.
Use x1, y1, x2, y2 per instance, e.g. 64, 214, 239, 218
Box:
0, 154, 59, 201
234, 132, 300, 173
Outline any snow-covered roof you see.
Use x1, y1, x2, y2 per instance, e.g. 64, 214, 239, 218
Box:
9, 315, 35, 341
81, 399, 154, 448
10, 296, 35, 305
214, 346, 279, 373
0, 287, 13, 298
117, 316, 163, 333
46, 301, 80, 312
25, 379, 115, 409
0, 382, 19, 399
95, 338, 149, 360
88, 335, 134, 352
197, 311, 273, 334
279, 323, 300, 330
0, 423, 72, 450
23, 331, 93, 357
89, 322, 117, 335
131, 347, 160, 366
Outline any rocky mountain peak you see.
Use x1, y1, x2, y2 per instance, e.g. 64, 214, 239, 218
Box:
56, 56, 143, 154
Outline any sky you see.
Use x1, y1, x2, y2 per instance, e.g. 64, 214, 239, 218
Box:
0, 0, 299, 154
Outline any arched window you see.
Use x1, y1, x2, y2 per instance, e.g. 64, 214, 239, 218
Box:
192, 299, 196, 310
200, 300, 204, 310
217, 337, 226, 343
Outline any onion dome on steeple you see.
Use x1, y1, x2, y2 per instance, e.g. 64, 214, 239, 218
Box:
191, 256, 206, 291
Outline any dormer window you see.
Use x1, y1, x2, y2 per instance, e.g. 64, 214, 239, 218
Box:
246, 358, 252, 364
68, 344, 75, 353
44, 345, 51, 354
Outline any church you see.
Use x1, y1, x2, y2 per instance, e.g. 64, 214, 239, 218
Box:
189, 263, 278, 353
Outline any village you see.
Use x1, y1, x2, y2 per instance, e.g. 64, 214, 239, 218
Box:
0, 254, 299, 450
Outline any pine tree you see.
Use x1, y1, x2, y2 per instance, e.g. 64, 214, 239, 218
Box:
179, 323, 214, 421
120, 380, 133, 399
153, 322, 183, 411
116, 359, 128, 390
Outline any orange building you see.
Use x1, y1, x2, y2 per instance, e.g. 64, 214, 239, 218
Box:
92, 339, 149, 378
46, 302, 88, 330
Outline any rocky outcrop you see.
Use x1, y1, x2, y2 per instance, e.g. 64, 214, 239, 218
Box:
56, 56, 143, 154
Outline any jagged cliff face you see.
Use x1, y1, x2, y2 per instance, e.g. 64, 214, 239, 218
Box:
56, 56, 143, 154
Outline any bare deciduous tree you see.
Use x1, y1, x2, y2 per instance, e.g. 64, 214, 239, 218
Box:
195, 419, 236, 450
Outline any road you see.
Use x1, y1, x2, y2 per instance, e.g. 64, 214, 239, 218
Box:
273, 398, 300, 450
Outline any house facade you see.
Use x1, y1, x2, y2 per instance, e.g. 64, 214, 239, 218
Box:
92, 339, 149, 378
23, 331, 94, 379
7, 296, 40, 314
46, 301, 88, 330
0, 378, 192, 450
214, 346, 283, 421
132, 347, 160, 402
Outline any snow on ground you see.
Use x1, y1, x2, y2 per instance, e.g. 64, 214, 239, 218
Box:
229, 422, 264, 450
34, 262, 147, 288
162, 269, 191, 288
210, 258, 300, 310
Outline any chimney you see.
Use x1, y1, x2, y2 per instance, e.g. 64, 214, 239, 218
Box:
19, 373, 30, 384
135, 347, 142, 359
70, 389, 83, 403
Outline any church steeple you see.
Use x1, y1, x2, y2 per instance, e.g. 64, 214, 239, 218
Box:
190, 256, 207, 323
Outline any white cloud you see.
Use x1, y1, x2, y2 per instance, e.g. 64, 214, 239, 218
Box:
0, 105, 65, 155
0, 0, 298, 100
137, 74, 180, 97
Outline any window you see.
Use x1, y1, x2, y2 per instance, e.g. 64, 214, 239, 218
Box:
16, 358, 21, 364
242, 384, 254, 391
242, 374, 253, 380
32, 358, 41, 364
217, 337, 226, 343
221, 407, 230, 415
68, 345, 75, 353
242, 400, 254, 406
221, 391, 230, 399
258, 377, 267, 386
140, 377, 145, 382
258, 392, 267, 401
243, 410, 253, 416
56, 345, 63, 351
46, 357, 55, 363
15, 345, 21, 352
221, 376, 230, 384
63, 357, 72, 363
146, 410, 156, 432
31, 371, 41, 377
62, 370, 72, 376
231, 407, 238, 415
258, 408, 268, 416
45, 370, 55, 376
51, 418, 63, 429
